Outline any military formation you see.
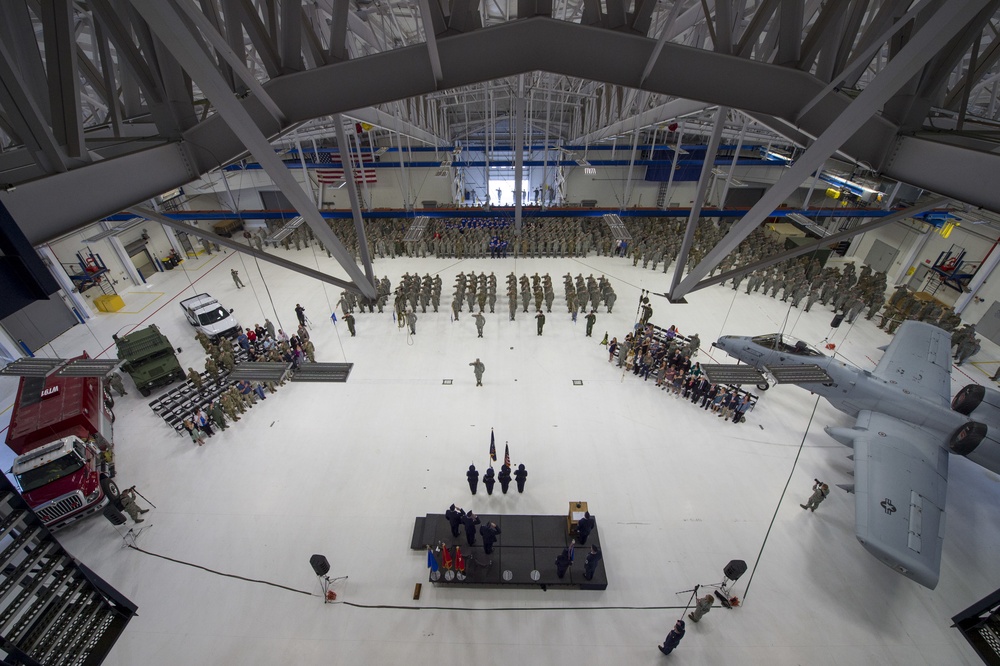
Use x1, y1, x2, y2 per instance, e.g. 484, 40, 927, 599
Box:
240, 215, 985, 368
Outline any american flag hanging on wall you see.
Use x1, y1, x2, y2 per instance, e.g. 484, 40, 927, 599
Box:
315, 166, 377, 184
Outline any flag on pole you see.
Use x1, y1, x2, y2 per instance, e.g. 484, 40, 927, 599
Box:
504, 443, 511, 469
489, 430, 497, 463
427, 547, 439, 573
455, 546, 466, 572
441, 544, 453, 570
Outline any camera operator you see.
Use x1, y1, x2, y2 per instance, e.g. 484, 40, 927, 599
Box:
119, 486, 150, 523
800, 479, 830, 513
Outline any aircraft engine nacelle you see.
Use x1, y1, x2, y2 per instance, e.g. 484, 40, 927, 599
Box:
952, 384, 1000, 420
949, 422, 1000, 474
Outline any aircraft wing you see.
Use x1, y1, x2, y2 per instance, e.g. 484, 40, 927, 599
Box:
851, 410, 948, 589
871, 320, 952, 406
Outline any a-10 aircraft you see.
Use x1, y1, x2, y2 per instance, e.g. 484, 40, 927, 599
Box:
713, 321, 1000, 589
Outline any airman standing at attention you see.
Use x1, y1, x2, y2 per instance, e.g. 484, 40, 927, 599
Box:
535, 311, 545, 336
474, 313, 486, 338
187, 368, 204, 392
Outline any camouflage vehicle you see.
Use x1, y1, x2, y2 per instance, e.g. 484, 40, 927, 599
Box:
114, 324, 184, 397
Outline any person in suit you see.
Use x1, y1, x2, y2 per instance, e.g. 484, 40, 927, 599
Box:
555, 548, 572, 578
498, 464, 512, 494
466, 465, 479, 494
445, 504, 464, 537
583, 545, 602, 580
480, 521, 501, 554
577, 511, 596, 545
658, 620, 685, 655
514, 464, 527, 493
483, 467, 496, 495
462, 511, 481, 547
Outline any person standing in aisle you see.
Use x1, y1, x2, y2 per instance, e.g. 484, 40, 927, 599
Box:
514, 464, 527, 493
535, 310, 545, 336
231, 269, 244, 289
585, 310, 596, 337
470, 358, 485, 386
406, 311, 417, 335
345, 312, 356, 337
474, 312, 486, 338
295, 304, 306, 327
466, 464, 479, 494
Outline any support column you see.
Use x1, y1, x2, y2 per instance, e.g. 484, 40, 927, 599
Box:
100, 222, 143, 285
335, 116, 375, 287
36, 245, 93, 320
668, 107, 728, 300
894, 226, 933, 286
513, 75, 526, 233
955, 247, 1000, 314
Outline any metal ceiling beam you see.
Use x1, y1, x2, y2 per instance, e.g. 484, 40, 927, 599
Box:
129, 0, 376, 299
670, 0, 992, 302
885, 136, 1000, 212
4, 14, 998, 245
668, 106, 727, 300
571, 98, 712, 144
692, 197, 949, 293
127, 205, 360, 293
0, 37, 71, 174
333, 116, 375, 288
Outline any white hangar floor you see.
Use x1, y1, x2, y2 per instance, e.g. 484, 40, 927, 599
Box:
3, 243, 998, 666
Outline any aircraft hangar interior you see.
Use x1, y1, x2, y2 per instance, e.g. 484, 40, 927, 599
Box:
1, 1, 1000, 664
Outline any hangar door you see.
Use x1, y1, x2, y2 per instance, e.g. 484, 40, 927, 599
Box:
864, 239, 898, 274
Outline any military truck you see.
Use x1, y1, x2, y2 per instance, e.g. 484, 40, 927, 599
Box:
114, 324, 185, 396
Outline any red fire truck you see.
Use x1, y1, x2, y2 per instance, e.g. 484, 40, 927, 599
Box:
5, 359, 119, 529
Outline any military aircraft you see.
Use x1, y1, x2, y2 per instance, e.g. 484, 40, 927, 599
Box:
713, 321, 1000, 589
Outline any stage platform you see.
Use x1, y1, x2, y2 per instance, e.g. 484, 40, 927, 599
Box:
411, 513, 607, 590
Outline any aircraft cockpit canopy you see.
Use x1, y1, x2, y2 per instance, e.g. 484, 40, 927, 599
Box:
750, 334, 825, 357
